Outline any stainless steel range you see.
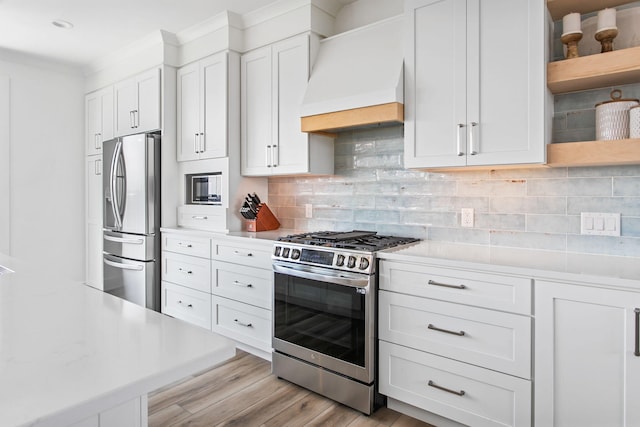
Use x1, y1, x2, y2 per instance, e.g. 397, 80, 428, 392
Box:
271, 230, 419, 414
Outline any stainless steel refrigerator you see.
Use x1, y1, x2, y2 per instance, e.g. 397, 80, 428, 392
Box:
102, 132, 160, 311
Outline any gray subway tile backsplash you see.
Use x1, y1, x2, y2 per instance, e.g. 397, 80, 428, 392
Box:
268, 125, 640, 257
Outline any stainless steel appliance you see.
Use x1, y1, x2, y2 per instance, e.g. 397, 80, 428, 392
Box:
272, 231, 419, 414
102, 132, 160, 311
187, 172, 222, 205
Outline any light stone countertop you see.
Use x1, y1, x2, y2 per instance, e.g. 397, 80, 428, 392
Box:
160, 226, 298, 244
0, 252, 235, 427
378, 241, 640, 291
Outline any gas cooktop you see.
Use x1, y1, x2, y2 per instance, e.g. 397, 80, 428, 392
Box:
277, 230, 419, 252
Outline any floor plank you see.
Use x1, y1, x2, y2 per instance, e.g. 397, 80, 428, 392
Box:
148, 350, 434, 427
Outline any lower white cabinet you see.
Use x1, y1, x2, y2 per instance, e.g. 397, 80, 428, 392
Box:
162, 281, 212, 329
380, 341, 531, 427
535, 280, 640, 427
211, 295, 272, 353
160, 230, 275, 359
378, 259, 532, 426
85, 155, 103, 290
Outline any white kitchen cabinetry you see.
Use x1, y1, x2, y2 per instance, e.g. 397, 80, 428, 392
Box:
85, 87, 114, 155
177, 51, 238, 161
85, 155, 103, 290
535, 280, 640, 426
404, 0, 545, 169
160, 231, 275, 360
211, 237, 274, 358
161, 233, 212, 329
114, 68, 161, 137
379, 260, 532, 426
240, 34, 333, 176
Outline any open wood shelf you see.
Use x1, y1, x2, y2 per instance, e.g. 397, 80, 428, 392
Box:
547, 46, 640, 94
546, 0, 632, 21
547, 138, 640, 167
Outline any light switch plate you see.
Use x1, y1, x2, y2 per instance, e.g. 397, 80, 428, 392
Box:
581, 212, 620, 236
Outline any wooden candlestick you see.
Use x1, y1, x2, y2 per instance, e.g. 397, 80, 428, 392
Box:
595, 28, 618, 53
561, 32, 583, 59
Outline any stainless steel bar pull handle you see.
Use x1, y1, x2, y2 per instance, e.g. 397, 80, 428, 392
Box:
266, 145, 272, 167
95, 159, 101, 175
469, 122, 478, 155
428, 323, 465, 336
428, 279, 466, 290
129, 110, 135, 128
234, 319, 253, 328
428, 380, 465, 396
233, 280, 253, 288
178, 242, 193, 248
194, 133, 199, 154
635, 308, 640, 357
191, 216, 208, 220
178, 268, 193, 275
456, 123, 465, 156
234, 250, 253, 257
272, 144, 278, 167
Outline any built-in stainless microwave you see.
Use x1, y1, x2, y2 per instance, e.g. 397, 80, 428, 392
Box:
187, 173, 222, 205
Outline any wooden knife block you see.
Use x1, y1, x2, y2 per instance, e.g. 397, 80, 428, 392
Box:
245, 204, 280, 232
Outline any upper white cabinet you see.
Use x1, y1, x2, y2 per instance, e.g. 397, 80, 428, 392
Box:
241, 34, 333, 176
535, 280, 640, 426
177, 51, 237, 161
85, 87, 114, 155
114, 68, 161, 137
404, 0, 546, 169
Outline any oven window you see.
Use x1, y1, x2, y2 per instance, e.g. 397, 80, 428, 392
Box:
274, 272, 366, 367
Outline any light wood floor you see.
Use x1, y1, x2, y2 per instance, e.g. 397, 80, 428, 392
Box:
149, 350, 434, 427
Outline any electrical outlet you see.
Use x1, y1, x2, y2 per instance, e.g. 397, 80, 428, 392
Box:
461, 208, 474, 228
305, 204, 313, 218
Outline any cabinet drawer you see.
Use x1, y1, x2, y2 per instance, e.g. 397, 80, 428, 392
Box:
162, 233, 210, 258
379, 261, 532, 314
379, 341, 531, 427
162, 252, 211, 293
212, 260, 273, 309
212, 240, 273, 270
162, 281, 211, 329
177, 205, 225, 232
211, 295, 272, 352
380, 291, 531, 379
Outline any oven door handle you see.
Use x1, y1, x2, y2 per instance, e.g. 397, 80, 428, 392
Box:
273, 262, 370, 289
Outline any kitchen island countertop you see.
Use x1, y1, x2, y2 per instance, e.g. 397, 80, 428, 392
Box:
0, 253, 235, 427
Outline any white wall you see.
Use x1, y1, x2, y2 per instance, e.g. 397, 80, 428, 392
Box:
0, 75, 9, 255
0, 51, 85, 281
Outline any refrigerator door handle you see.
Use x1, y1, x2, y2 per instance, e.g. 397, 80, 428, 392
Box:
104, 257, 144, 271
104, 235, 144, 245
109, 140, 122, 229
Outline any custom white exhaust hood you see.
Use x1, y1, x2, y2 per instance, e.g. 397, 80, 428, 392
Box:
300, 15, 404, 134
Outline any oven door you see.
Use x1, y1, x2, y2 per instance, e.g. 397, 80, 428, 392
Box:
272, 261, 375, 384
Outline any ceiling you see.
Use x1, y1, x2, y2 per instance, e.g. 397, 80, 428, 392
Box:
0, 0, 351, 68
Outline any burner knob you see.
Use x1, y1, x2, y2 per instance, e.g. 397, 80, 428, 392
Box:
336, 254, 345, 266
347, 256, 357, 269
273, 246, 282, 257
282, 247, 290, 258
291, 249, 301, 260
359, 258, 370, 270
